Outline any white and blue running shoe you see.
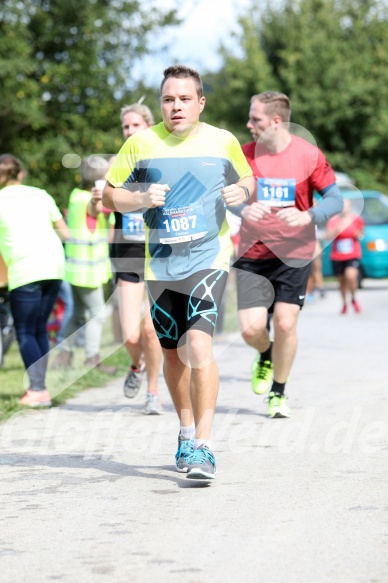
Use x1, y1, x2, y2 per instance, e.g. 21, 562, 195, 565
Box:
186, 445, 216, 480
175, 436, 195, 473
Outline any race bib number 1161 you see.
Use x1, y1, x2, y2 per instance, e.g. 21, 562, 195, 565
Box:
257, 178, 296, 207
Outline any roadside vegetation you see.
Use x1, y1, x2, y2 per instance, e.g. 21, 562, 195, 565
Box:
0, 281, 239, 423
0, 327, 128, 423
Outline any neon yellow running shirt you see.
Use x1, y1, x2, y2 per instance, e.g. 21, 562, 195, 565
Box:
0, 184, 65, 291
106, 122, 252, 281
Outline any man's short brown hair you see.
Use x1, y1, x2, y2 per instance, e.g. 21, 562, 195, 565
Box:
251, 91, 291, 123
160, 65, 203, 99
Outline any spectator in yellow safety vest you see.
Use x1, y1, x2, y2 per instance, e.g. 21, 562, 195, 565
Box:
52, 156, 116, 372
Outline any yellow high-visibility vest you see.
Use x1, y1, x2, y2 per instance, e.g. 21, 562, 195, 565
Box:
65, 189, 111, 288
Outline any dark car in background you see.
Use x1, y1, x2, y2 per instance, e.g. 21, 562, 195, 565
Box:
321, 190, 388, 280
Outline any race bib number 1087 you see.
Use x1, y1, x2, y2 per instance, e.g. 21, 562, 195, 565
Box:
157, 200, 207, 244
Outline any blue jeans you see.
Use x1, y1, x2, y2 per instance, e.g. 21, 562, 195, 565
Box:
10, 279, 61, 390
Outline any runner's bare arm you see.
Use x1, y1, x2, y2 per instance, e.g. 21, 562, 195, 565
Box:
103, 181, 170, 212
221, 176, 255, 207
53, 218, 70, 241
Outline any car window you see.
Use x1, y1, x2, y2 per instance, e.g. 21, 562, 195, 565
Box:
357, 197, 388, 225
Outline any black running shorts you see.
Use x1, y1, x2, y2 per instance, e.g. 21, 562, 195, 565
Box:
331, 258, 360, 276
146, 269, 228, 349
115, 257, 145, 283
234, 257, 311, 311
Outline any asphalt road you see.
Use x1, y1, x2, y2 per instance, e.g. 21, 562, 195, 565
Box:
0, 279, 387, 582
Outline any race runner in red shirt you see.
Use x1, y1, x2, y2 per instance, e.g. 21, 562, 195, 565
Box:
234, 91, 343, 418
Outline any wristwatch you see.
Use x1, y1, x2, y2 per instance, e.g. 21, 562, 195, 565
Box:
239, 185, 250, 202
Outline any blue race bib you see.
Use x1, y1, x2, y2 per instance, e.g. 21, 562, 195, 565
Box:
122, 212, 145, 242
157, 200, 207, 244
257, 178, 296, 207
336, 238, 353, 254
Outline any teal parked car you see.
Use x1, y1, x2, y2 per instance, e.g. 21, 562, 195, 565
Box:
321, 190, 388, 279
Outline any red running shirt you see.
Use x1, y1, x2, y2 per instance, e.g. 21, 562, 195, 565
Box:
238, 136, 336, 261
327, 214, 364, 261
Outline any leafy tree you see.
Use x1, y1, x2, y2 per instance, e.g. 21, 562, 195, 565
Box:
203, 0, 388, 190
261, 0, 388, 189
0, 0, 177, 207
203, 17, 276, 143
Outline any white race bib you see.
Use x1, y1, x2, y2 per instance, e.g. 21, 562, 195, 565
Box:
157, 200, 207, 244
257, 178, 296, 207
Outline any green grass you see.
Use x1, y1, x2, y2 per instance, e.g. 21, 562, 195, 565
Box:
0, 324, 129, 423
0, 275, 241, 423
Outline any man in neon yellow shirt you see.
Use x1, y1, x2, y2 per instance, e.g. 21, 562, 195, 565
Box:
104, 65, 254, 481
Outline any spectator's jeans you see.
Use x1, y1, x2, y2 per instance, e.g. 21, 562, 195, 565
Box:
60, 285, 106, 359
10, 279, 61, 390
56, 280, 74, 345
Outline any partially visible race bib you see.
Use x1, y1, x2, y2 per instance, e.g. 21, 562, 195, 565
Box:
157, 200, 207, 244
122, 212, 145, 242
257, 178, 296, 207
336, 238, 353, 254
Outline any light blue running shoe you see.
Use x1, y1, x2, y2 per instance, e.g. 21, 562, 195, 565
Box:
175, 436, 195, 473
186, 445, 216, 480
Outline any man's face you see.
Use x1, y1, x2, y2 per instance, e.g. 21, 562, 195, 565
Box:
161, 77, 205, 137
246, 100, 274, 142
122, 111, 150, 139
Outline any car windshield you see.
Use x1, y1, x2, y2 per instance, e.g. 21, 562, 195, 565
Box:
356, 196, 388, 225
